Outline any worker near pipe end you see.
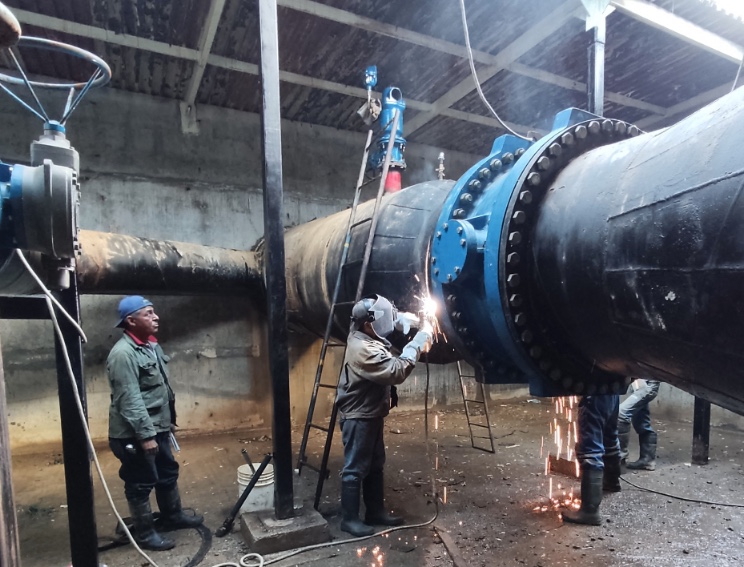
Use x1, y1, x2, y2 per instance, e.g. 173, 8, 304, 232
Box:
336, 294, 433, 537
106, 296, 204, 551
562, 394, 622, 526
618, 378, 660, 471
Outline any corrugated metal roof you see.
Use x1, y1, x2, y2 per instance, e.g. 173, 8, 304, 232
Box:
0, 0, 742, 156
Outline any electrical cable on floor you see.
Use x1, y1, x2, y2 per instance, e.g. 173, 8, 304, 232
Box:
458, 0, 534, 142
211, 361, 441, 567
621, 475, 744, 508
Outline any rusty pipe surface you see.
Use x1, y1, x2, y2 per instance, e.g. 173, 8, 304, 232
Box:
76, 230, 262, 296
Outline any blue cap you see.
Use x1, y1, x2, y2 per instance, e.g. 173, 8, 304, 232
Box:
116, 295, 153, 328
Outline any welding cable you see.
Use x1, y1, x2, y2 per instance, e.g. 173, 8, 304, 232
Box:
45, 295, 161, 567
15, 249, 88, 343
458, 0, 534, 142
210, 361, 441, 567
621, 476, 744, 508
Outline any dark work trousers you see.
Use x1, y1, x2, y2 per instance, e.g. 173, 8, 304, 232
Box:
340, 417, 386, 484
575, 395, 621, 471
109, 431, 179, 502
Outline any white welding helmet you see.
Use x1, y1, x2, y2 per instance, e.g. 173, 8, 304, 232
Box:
351, 294, 397, 338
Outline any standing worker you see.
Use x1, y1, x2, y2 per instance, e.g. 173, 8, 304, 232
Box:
107, 296, 203, 551
337, 294, 432, 537
562, 393, 621, 526
618, 378, 660, 471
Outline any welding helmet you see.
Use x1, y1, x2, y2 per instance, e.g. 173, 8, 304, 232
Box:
351, 294, 397, 338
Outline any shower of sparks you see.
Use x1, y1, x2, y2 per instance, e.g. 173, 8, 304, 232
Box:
534, 396, 582, 514
414, 293, 445, 342
434, 413, 439, 430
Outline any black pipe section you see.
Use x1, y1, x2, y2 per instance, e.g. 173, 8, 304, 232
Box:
532, 87, 744, 414
53, 280, 99, 567
258, 0, 294, 520
692, 397, 711, 465
75, 230, 262, 296
280, 179, 460, 363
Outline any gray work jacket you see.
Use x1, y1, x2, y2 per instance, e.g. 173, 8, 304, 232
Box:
336, 330, 416, 420
106, 333, 175, 440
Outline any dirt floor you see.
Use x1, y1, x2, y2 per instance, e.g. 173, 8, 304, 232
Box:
11, 398, 744, 567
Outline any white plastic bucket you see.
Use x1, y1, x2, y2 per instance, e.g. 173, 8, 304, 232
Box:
237, 464, 275, 514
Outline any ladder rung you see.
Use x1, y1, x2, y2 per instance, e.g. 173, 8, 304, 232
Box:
318, 383, 337, 389
309, 424, 330, 433
469, 423, 490, 429
464, 398, 485, 404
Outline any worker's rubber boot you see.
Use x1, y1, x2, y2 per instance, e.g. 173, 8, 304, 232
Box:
602, 454, 622, 493
128, 498, 176, 550
627, 432, 657, 471
363, 471, 404, 527
562, 468, 603, 526
155, 485, 204, 529
617, 421, 631, 465
340, 480, 375, 537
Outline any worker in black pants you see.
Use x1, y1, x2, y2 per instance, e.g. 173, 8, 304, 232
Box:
336, 294, 432, 537
563, 393, 621, 526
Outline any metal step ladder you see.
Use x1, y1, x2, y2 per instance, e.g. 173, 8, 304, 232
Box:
457, 360, 495, 453
296, 111, 402, 510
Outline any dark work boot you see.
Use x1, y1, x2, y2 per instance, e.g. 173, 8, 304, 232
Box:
602, 454, 622, 493
562, 468, 603, 526
617, 421, 631, 465
340, 480, 375, 537
155, 485, 204, 529
128, 498, 176, 550
627, 432, 657, 471
363, 471, 404, 527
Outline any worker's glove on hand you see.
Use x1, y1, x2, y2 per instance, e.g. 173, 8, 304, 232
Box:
394, 312, 420, 335
400, 329, 433, 362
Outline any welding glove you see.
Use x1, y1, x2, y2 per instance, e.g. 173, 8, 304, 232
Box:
400, 329, 433, 363
394, 312, 420, 335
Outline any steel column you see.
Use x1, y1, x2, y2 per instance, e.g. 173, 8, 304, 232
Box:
53, 278, 98, 566
691, 396, 711, 465
0, 335, 21, 567
587, 16, 606, 116
258, 0, 294, 520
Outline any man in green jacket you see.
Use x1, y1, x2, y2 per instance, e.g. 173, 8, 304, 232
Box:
107, 296, 202, 551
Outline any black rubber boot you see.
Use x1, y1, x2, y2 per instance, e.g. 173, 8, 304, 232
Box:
602, 454, 622, 493
363, 471, 404, 527
562, 468, 603, 526
128, 498, 176, 550
340, 480, 375, 537
617, 421, 631, 465
627, 432, 657, 471
155, 485, 204, 529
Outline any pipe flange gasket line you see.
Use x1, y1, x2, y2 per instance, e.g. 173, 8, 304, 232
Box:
500, 118, 641, 395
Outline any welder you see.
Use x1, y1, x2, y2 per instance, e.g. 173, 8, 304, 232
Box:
336, 294, 433, 537
618, 378, 660, 471
562, 394, 621, 526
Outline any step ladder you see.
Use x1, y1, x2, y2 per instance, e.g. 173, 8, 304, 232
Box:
457, 360, 495, 453
296, 111, 402, 510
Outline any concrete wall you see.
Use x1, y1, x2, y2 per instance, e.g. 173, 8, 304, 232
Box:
0, 87, 520, 451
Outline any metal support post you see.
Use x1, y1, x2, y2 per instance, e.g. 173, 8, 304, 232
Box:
0, 336, 21, 567
691, 396, 711, 465
258, 0, 294, 520
53, 279, 98, 566
587, 15, 606, 116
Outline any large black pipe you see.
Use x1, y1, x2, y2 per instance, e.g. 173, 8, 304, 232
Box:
532, 87, 744, 414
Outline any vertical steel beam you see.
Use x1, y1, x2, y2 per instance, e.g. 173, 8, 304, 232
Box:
258, 0, 294, 520
53, 279, 99, 566
587, 16, 606, 116
0, 336, 21, 567
691, 396, 711, 465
